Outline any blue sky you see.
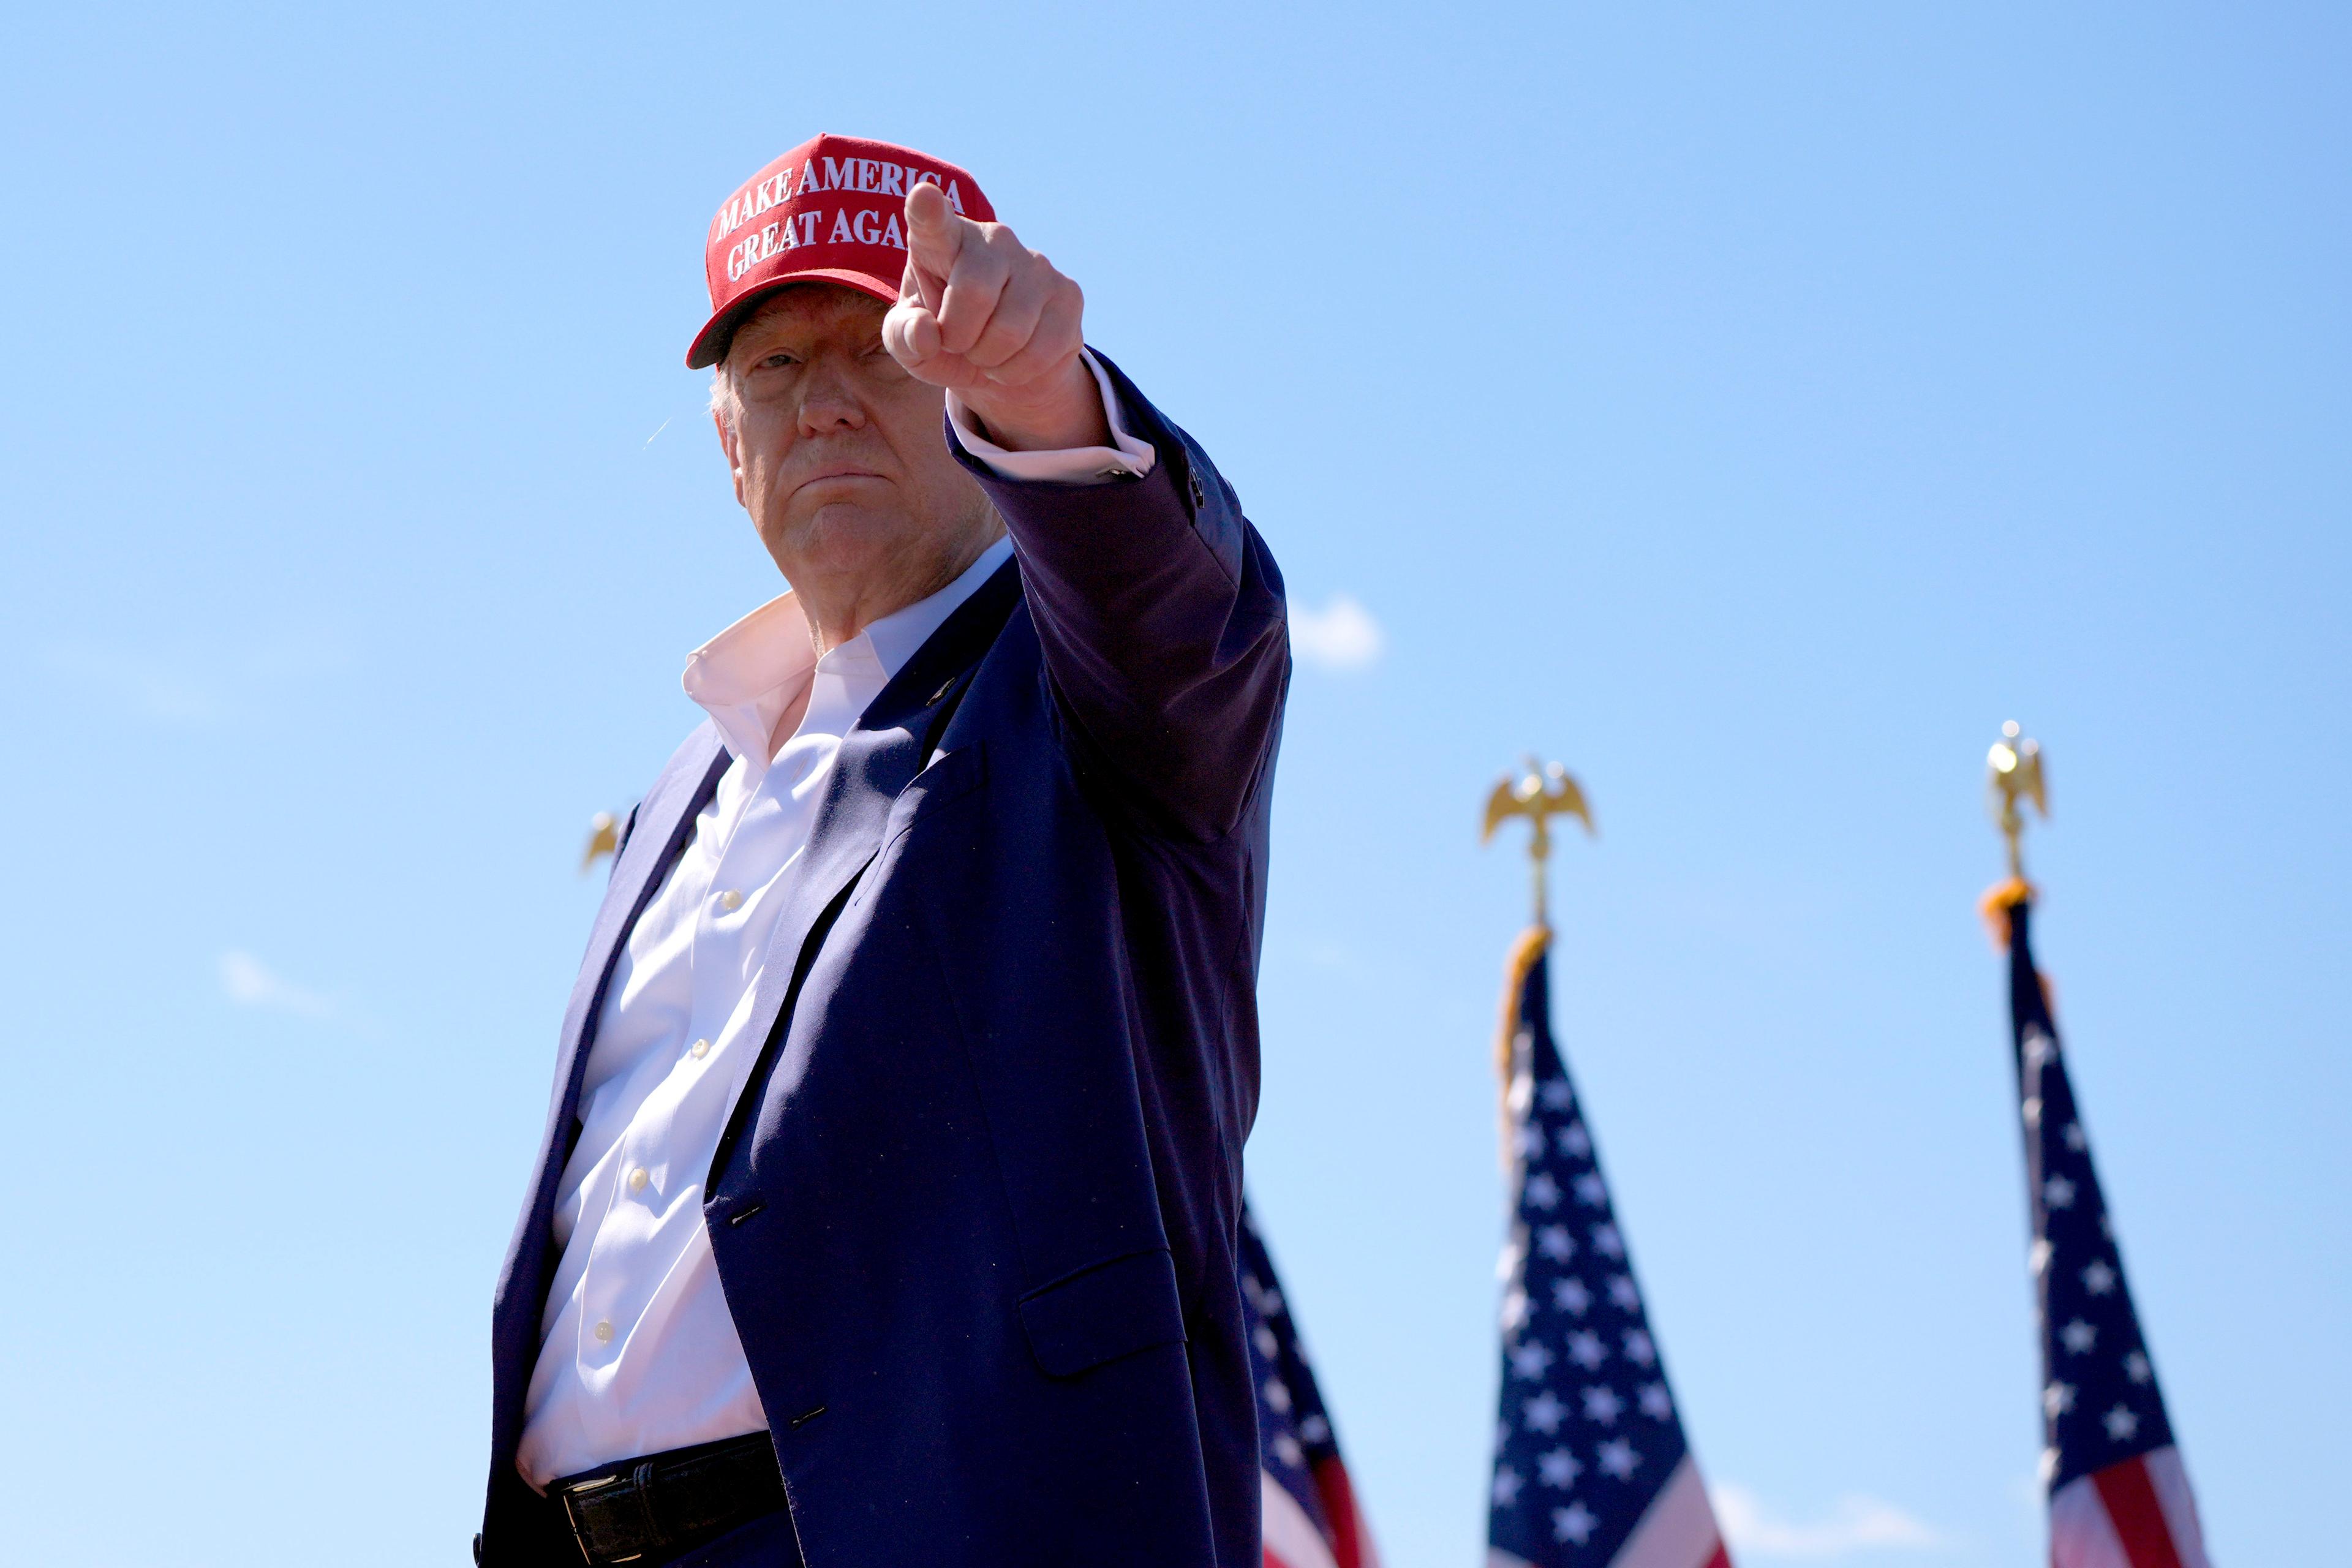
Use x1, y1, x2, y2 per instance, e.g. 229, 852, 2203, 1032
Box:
2, 4, 2345, 1564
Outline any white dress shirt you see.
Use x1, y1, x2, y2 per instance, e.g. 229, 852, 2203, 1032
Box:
516, 355, 1152, 1490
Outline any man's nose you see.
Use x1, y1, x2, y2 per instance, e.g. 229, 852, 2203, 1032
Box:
796, 361, 869, 437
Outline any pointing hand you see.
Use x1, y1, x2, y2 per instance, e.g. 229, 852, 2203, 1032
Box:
883, 181, 1110, 452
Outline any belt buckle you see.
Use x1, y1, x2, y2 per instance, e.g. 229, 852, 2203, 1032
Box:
559, 1462, 660, 1566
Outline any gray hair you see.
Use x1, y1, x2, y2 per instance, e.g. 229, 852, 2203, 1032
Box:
709, 366, 740, 436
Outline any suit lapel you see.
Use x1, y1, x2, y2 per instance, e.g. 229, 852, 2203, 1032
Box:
490, 723, 728, 1443
492, 557, 1021, 1455
707, 558, 1022, 1186
552, 726, 728, 1136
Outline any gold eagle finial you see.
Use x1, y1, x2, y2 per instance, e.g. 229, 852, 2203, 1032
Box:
581, 811, 621, 874
1986, 721, 2048, 884
1480, 756, 1595, 925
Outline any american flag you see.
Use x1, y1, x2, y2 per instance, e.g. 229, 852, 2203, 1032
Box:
2002, 896, 2211, 1568
1242, 1200, 1381, 1568
1487, 930, 1728, 1568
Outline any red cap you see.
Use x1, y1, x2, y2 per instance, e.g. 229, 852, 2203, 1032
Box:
685, 133, 995, 369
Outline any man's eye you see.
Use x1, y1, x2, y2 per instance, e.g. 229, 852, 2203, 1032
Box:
758, 352, 798, 370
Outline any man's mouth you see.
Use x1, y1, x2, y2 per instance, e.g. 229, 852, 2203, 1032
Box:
796, 462, 887, 488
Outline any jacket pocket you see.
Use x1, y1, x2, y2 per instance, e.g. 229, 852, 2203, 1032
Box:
1017, 1247, 1187, 1378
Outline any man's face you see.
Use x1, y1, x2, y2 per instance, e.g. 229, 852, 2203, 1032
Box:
716, 284, 995, 611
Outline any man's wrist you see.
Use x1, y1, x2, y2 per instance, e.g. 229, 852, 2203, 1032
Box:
957, 358, 1112, 453
947, 350, 1158, 484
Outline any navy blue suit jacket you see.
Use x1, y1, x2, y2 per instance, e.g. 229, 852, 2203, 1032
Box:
480, 356, 1287, 1567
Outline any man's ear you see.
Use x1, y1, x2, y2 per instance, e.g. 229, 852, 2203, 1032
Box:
713, 410, 745, 510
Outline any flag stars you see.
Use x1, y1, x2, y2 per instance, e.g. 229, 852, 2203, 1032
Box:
2044, 1381, 2077, 1418
1272, 1433, 1303, 1468
1551, 1502, 1598, 1545
1253, 1325, 1278, 1358
2043, 1174, 2077, 1210
1494, 995, 1716, 1552
2060, 1319, 2098, 1354
2029, 1238, 2053, 1276
2103, 1405, 2139, 1443
1263, 1378, 1292, 1415
1299, 1414, 1330, 1444
2022, 1096, 2043, 1128
2124, 1351, 2152, 1385
2082, 1260, 2117, 1296
1523, 1391, 1569, 1435
2063, 1121, 2087, 1152
2025, 1031, 2057, 1067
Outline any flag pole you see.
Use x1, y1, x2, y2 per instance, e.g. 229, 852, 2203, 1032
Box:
1477, 760, 1737, 1567
1984, 728, 2214, 1563
1480, 758, 1594, 1159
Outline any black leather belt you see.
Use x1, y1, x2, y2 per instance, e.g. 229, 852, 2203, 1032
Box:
552, 1431, 786, 1566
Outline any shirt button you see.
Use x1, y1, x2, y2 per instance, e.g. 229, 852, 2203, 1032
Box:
593, 1320, 613, 1344
718, 888, 743, 912
690, 1038, 710, 1060
628, 1166, 649, 1194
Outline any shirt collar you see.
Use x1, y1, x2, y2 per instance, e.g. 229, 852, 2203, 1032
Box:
863, 534, 1012, 677
680, 535, 1014, 767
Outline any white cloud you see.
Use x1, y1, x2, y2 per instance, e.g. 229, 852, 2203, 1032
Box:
219, 950, 334, 1019
1288, 592, 1384, 672
1713, 1485, 1947, 1558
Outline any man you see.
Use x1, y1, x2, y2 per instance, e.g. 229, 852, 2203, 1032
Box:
477, 134, 1288, 1568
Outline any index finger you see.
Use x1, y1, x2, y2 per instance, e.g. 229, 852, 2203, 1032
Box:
903, 179, 973, 304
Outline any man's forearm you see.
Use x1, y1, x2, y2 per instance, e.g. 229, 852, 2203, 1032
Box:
957, 358, 1288, 842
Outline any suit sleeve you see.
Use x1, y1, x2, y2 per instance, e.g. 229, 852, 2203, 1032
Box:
949, 349, 1289, 843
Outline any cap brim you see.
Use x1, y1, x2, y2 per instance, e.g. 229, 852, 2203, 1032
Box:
684, 268, 902, 369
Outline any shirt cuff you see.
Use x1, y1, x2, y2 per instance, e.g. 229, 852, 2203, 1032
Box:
945, 349, 1158, 484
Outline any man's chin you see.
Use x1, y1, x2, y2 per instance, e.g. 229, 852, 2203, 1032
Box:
764, 504, 925, 578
